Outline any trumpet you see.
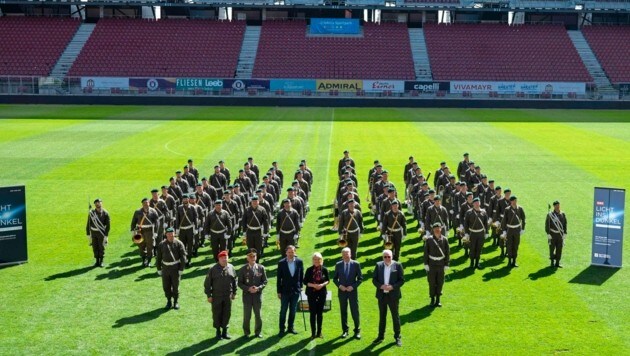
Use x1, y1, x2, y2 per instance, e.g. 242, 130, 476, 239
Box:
383, 233, 393, 249
132, 229, 144, 245
338, 230, 348, 248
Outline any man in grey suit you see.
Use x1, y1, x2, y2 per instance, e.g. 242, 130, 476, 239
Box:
372, 249, 404, 347
333, 247, 363, 340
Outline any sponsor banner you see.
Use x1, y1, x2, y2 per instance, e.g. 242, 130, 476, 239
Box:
0, 186, 27, 266
222, 79, 270, 91
270, 79, 316, 92
592, 187, 625, 267
310, 18, 360, 35
404, 81, 449, 92
450, 81, 586, 95
363, 80, 405, 93
316, 79, 363, 92
129, 78, 176, 91
81, 77, 129, 90
175, 78, 223, 90
619, 83, 630, 92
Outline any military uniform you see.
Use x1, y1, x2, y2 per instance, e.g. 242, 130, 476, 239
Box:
242, 202, 270, 261
276, 204, 301, 257
204, 204, 234, 262
204, 258, 237, 338
338, 206, 364, 260
150, 194, 169, 250
86, 201, 110, 267
130, 204, 160, 266
545, 202, 567, 268
156, 231, 187, 309
238, 257, 268, 337
424, 200, 449, 238
159, 190, 177, 228
175, 200, 198, 265
381, 207, 406, 262
493, 191, 512, 257
424, 226, 450, 307
222, 196, 240, 253
500, 197, 526, 267
464, 204, 489, 268
210, 171, 228, 191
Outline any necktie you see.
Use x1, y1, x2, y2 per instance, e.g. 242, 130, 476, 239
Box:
345, 263, 349, 279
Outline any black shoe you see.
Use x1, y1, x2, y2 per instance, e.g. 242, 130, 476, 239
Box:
469, 261, 475, 269
430, 297, 435, 306
243, 332, 250, 338
317, 333, 323, 339
165, 300, 172, 310
93, 259, 99, 267
341, 331, 349, 338
142, 259, 147, 267
513, 259, 519, 268
288, 329, 298, 335
264, 242, 269, 248
255, 334, 263, 338
551, 260, 555, 268
555, 262, 563, 268
396, 337, 402, 347
278, 330, 285, 336
355, 333, 361, 340
436, 298, 442, 307
373, 337, 384, 345
173, 302, 180, 310
222, 329, 231, 340
216, 329, 222, 340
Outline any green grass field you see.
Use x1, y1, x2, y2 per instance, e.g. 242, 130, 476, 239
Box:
0, 105, 628, 355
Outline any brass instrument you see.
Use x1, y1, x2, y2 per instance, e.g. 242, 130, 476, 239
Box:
383, 233, 393, 249
132, 214, 146, 245
338, 230, 348, 248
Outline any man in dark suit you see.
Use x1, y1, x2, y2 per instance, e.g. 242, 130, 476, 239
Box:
333, 247, 363, 340
277, 245, 304, 335
372, 249, 404, 347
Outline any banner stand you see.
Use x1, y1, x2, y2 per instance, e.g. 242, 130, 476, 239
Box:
591, 187, 624, 268
0, 186, 28, 267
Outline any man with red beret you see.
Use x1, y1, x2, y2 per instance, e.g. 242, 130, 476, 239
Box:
204, 250, 237, 339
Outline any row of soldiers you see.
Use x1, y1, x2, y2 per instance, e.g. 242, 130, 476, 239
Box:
328, 150, 567, 271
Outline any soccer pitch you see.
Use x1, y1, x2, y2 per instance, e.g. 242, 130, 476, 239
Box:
0, 104, 628, 355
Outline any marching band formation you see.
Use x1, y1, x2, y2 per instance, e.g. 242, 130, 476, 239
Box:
85, 151, 568, 347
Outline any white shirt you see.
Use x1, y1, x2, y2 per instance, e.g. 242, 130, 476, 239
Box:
383, 262, 392, 291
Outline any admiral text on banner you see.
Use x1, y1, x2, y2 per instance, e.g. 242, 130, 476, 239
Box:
592, 187, 625, 267
316, 80, 362, 92
0, 186, 28, 266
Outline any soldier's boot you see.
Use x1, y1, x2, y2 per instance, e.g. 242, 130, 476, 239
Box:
435, 297, 442, 307
550, 259, 555, 268
142, 257, 147, 267
93, 258, 99, 267
430, 297, 435, 307
469, 259, 475, 269
173, 298, 180, 310
98, 257, 104, 268
222, 327, 232, 340
457, 239, 462, 247
500, 247, 505, 258
215, 328, 222, 340
464, 248, 469, 258
475, 258, 481, 269
165, 299, 172, 310
147, 257, 153, 268
492, 237, 497, 246
555, 259, 562, 268
331, 217, 339, 231
507, 258, 512, 266
512, 258, 519, 268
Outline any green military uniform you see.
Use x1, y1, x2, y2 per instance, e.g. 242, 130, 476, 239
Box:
424, 224, 450, 307
545, 201, 567, 268
381, 203, 406, 262
156, 228, 187, 309
464, 199, 489, 269
241, 198, 270, 262
204, 256, 237, 339
238, 251, 268, 337
130, 200, 160, 267
276, 201, 301, 257
338, 201, 364, 260
500, 196, 526, 267
204, 201, 233, 262
175, 196, 198, 266
86, 198, 110, 267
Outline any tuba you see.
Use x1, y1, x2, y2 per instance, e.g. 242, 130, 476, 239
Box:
132, 214, 146, 245
383, 233, 393, 249
337, 230, 348, 248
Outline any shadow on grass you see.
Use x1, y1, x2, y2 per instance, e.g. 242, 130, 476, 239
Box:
400, 304, 434, 325
234, 333, 286, 355
569, 265, 620, 286
44, 266, 95, 281
304, 335, 354, 354
317, 204, 333, 211
267, 336, 312, 355
446, 267, 475, 281
527, 266, 557, 281
482, 265, 512, 282
112, 307, 168, 328
168, 335, 252, 356
349, 340, 398, 355
95, 264, 145, 280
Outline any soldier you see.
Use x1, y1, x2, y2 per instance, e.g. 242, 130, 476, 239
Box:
159, 186, 176, 228
457, 190, 474, 252
494, 188, 512, 257
295, 170, 311, 198
210, 165, 228, 192
338, 150, 355, 176
156, 227, 187, 310
187, 159, 199, 182
488, 185, 503, 246
424, 223, 450, 307
261, 176, 277, 204
420, 189, 437, 230
424, 195, 449, 240
175, 170, 191, 194
188, 194, 205, 257
287, 187, 305, 228
86, 198, 110, 267
457, 153, 470, 182
378, 187, 398, 225
298, 161, 313, 190
443, 175, 458, 230
175, 194, 198, 267
381, 201, 406, 262
276, 198, 301, 257
222, 190, 240, 256
238, 248, 268, 338
403, 156, 414, 193
272, 161, 284, 188
500, 196, 526, 267
204, 200, 233, 262
338, 199, 364, 260
244, 162, 258, 187
368, 160, 380, 191
437, 165, 451, 191
464, 197, 489, 269
182, 165, 197, 190
434, 161, 446, 188
255, 189, 273, 248
247, 157, 260, 184
204, 250, 237, 340
168, 177, 184, 204
130, 198, 160, 267
234, 169, 254, 198
546, 200, 567, 268
219, 160, 231, 184
242, 196, 270, 262
150, 188, 169, 255
201, 177, 219, 203
195, 183, 213, 213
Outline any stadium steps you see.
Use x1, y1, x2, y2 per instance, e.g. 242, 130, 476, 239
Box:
50, 23, 96, 81
235, 26, 261, 79
567, 30, 618, 98
408, 28, 433, 81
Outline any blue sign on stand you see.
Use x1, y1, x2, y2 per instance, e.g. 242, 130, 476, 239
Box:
591, 187, 625, 267
0, 186, 28, 266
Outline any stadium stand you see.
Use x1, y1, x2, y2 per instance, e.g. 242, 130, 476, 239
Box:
581, 26, 630, 84
252, 21, 415, 80
0, 17, 80, 76
68, 18, 245, 77
423, 23, 592, 82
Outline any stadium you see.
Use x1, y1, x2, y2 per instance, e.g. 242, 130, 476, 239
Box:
0, 0, 628, 355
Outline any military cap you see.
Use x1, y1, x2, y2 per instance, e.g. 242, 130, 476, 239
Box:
463, 152, 469, 156
459, 182, 467, 186
196, 183, 202, 187
227, 184, 234, 189
495, 186, 502, 191
201, 177, 208, 181
141, 197, 149, 203
449, 175, 456, 179
248, 157, 253, 160
183, 165, 189, 169
504, 188, 511, 193
282, 198, 291, 204
488, 179, 494, 183
374, 160, 380, 164
251, 196, 259, 201
188, 159, 193, 163
299, 162, 305, 167
412, 161, 418, 165
262, 175, 269, 180
218, 250, 229, 258
295, 170, 302, 174
481, 174, 487, 179
343, 171, 350, 175
166, 227, 175, 233
244, 162, 250, 167
388, 187, 396, 193
434, 195, 442, 201
382, 170, 389, 174
238, 169, 244, 173
344, 158, 351, 162
93, 198, 102, 203
292, 180, 299, 185
233, 183, 240, 188
343, 150, 349, 154
429, 189, 436, 194
475, 166, 481, 169
287, 187, 294, 192
346, 181, 354, 186
473, 197, 480, 203
444, 166, 450, 170
509, 196, 518, 201
258, 184, 266, 189
469, 161, 475, 166
223, 190, 230, 195
214, 200, 223, 205
188, 194, 196, 199
421, 182, 429, 186
376, 164, 383, 168
169, 177, 175, 181
175, 170, 182, 174
161, 185, 168, 189
301, 159, 307, 163
347, 199, 356, 204
466, 192, 474, 197
255, 189, 262, 194
432, 222, 442, 229
151, 188, 159, 193
213, 165, 219, 169
409, 156, 414, 160
553, 200, 560, 205
391, 200, 400, 206
440, 161, 446, 165
218, 160, 225, 163
272, 161, 278, 165
247, 248, 258, 256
